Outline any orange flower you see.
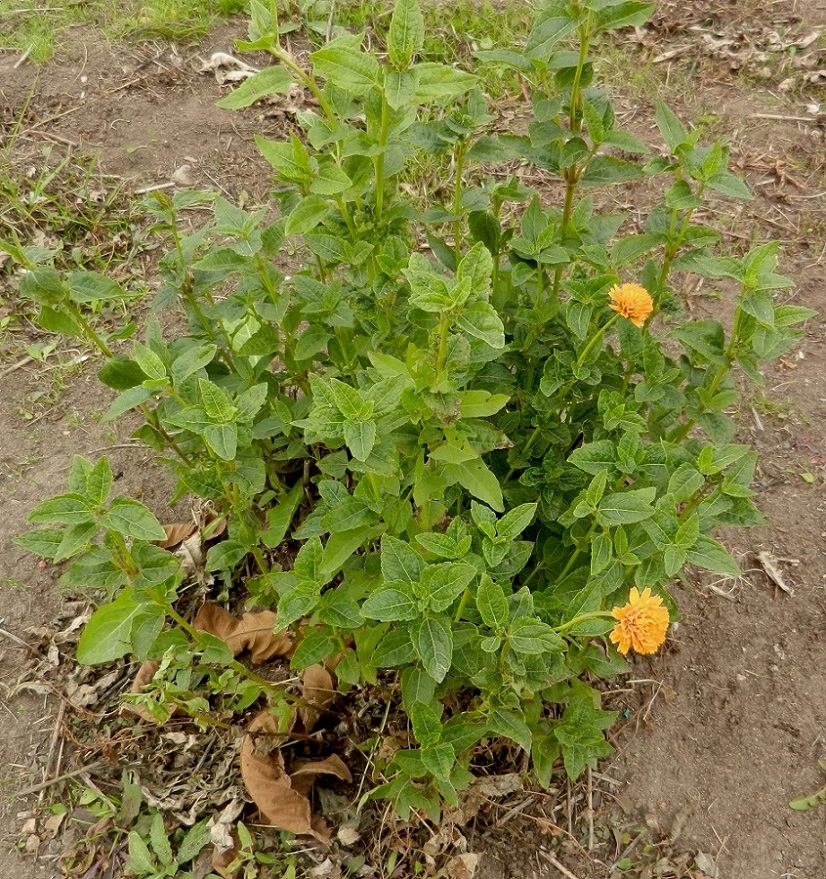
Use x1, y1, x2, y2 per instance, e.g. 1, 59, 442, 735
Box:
609, 587, 670, 655
608, 283, 653, 328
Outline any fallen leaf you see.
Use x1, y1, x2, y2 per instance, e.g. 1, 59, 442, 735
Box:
194, 604, 293, 663
299, 664, 335, 733
444, 853, 479, 879
157, 521, 199, 549
240, 710, 352, 845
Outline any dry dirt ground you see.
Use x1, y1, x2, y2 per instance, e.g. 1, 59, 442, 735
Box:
1, 2, 826, 878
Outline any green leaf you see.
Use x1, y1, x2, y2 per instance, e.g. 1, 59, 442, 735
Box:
422, 562, 476, 613
216, 65, 294, 108
150, 811, 174, 867
132, 342, 167, 382
343, 420, 377, 461
381, 535, 424, 584
580, 156, 644, 185
445, 459, 504, 512
102, 386, 153, 421
67, 271, 123, 303
594, 1, 655, 31
99, 356, 146, 390
291, 627, 338, 668
320, 526, 376, 579
311, 40, 381, 95
412, 62, 476, 102
526, 13, 579, 61
413, 616, 453, 683
456, 301, 505, 348
509, 618, 565, 654
309, 159, 353, 195
655, 100, 689, 151
199, 378, 235, 423
421, 742, 454, 780
667, 464, 705, 503
169, 343, 217, 386
255, 133, 313, 184
362, 582, 419, 622
373, 628, 416, 667
261, 482, 303, 548
569, 440, 616, 475
100, 498, 166, 541
388, 0, 425, 68
458, 390, 509, 418
53, 522, 99, 563
177, 820, 211, 864
707, 170, 753, 200
29, 493, 95, 526
206, 540, 248, 572
77, 587, 164, 665
497, 503, 537, 540
487, 706, 532, 752
19, 267, 67, 305
385, 68, 420, 110
323, 496, 374, 532
598, 487, 657, 525
410, 700, 442, 748
686, 535, 741, 576
36, 305, 83, 337
14, 527, 65, 559
476, 575, 509, 630
204, 423, 238, 460
285, 195, 332, 236
127, 831, 156, 875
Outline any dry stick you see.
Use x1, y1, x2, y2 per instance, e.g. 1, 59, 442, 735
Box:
15, 761, 109, 797
586, 767, 595, 851
749, 113, 820, 123
538, 851, 582, 879
39, 701, 67, 802
0, 626, 38, 653
0, 355, 34, 379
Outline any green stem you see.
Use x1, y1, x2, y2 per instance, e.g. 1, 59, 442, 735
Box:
271, 49, 336, 125
374, 96, 391, 224
554, 517, 599, 585
575, 312, 621, 369
64, 302, 113, 358
452, 143, 466, 265
504, 423, 542, 482
435, 310, 451, 374
553, 609, 613, 634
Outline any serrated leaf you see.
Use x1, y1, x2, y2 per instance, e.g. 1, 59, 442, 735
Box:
599, 487, 656, 525
413, 616, 453, 683
476, 575, 509, 630
388, 0, 425, 68
100, 498, 166, 541
362, 583, 419, 621
381, 534, 424, 584
77, 588, 165, 665
488, 706, 532, 752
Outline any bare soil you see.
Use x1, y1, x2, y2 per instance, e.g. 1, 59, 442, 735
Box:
1, 2, 826, 878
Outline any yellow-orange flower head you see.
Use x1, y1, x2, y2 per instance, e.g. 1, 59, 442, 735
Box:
609, 587, 670, 655
608, 283, 653, 328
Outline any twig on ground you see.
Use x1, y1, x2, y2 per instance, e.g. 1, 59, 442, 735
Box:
538, 850, 581, 879
133, 182, 175, 195
14, 46, 32, 68
15, 761, 109, 797
586, 768, 594, 851
610, 828, 648, 871
39, 701, 67, 802
0, 626, 37, 652
0, 356, 34, 379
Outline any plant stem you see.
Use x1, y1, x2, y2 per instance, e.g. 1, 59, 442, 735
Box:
435, 310, 451, 374
575, 312, 620, 369
452, 143, 466, 265
65, 302, 113, 358
553, 609, 613, 634
374, 96, 391, 224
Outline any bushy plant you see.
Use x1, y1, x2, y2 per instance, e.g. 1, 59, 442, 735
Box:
10, 0, 815, 820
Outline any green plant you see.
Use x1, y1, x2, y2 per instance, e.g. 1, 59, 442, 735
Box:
12, 0, 815, 825
125, 811, 213, 878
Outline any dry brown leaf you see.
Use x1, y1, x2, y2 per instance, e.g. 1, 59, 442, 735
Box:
157, 522, 199, 549
194, 603, 293, 663
240, 710, 352, 845
299, 664, 335, 733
